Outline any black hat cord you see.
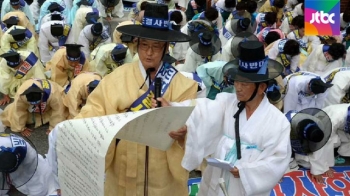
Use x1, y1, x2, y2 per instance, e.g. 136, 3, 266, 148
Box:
233, 83, 260, 160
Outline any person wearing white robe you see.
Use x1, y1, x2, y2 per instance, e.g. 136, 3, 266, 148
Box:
77, 23, 112, 61
36, 0, 69, 31
253, 12, 276, 35
286, 29, 320, 53
322, 67, 350, 107
284, 109, 335, 184
158, 41, 291, 196
96, 0, 124, 19
284, 0, 298, 12
340, 11, 350, 30
0, 133, 56, 195
219, 18, 252, 47
40, 11, 67, 27
28, 0, 39, 23
279, 3, 303, 35
301, 43, 346, 76
38, 21, 74, 64
283, 72, 333, 113
1, 0, 35, 25
179, 71, 207, 98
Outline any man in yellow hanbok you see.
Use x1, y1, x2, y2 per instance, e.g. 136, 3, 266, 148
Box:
0, 79, 68, 136
0, 50, 46, 105
63, 72, 101, 119
75, 3, 198, 196
45, 44, 91, 92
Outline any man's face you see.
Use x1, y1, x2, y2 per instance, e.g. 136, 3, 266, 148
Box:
234, 81, 266, 101
68, 60, 79, 67
138, 39, 167, 69
299, 28, 305, 37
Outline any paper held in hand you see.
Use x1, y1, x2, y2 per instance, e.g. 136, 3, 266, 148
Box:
55, 106, 194, 196
206, 158, 234, 171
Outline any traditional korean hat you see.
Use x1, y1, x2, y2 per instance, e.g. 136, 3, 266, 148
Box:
0, 133, 38, 190
85, 12, 100, 25
223, 41, 283, 83
91, 22, 103, 36
87, 80, 100, 94
78, 0, 94, 6
117, 3, 190, 42
20, 84, 44, 104
51, 12, 64, 21
266, 79, 282, 103
162, 53, 176, 64
9, 28, 26, 41
111, 44, 127, 64
309, 78, 333, 94
286, 108, 332, 154
10, 0, 20, 6
189, 30, 221, 57
64, 44, 83, 61
47, 2, 64, 13
0, 50, 21, 68
100, 0, 120, 7
50, 23, 64, 37
231, 31, 259, 58
230, 18, 253, 35
3, 17, 18, 28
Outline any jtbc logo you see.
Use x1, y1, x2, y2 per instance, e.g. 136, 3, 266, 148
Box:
310, 11, 335, 24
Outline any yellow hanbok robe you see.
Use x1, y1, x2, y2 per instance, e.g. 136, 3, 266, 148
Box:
45, 48, 91, 88
0, 25, 39, 57
0, 51, 46, 98
75, 61, 198, 196
90, 43, 133, 76
1, 79, 68, 132
112, 21, 139, 59
1, 11, 37, 45
259, 0, 284, 22
63, 72, 101, 119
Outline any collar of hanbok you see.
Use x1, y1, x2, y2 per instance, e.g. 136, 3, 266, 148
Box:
138, 61, 163, 87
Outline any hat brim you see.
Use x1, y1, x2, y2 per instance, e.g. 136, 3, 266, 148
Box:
222, 59, 284, 83
189, 30, 221, 56
290, 108, 332, 154
0, 134, 38, 190
231, 19, 253, 36
162, 54, 176, 64
231, 32, 259, 58
20, 86, 43, 96
117, 25, 191, 42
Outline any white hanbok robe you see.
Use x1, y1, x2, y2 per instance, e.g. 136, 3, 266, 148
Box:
173, 93, 291, 196
219, 20, 237, 47
179, 71, 207, 98
340, 13, 350, 29
285, 0, 298, 12
38, 20, 74, 64
40, 12, 68, 28
96, 0, 124, 18
69, 0, 99, 24
279, 3, 302, 35
253, 13, 276, 35
177, 48, 220, 73
1, 0, 35, 25
283, 73, 328, 113
220, 37, 234, 62
36, 0, 69, 31
0, 134, 55, 196
301, 44, 344, 76
286, 31, 321, 53
322, 67, 350, 107
29, 0, 39, 23
323, 104, 350, 157
77, 24, 112, 61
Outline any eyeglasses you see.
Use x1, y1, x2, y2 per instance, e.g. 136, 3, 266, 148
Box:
139, 42, 165, 52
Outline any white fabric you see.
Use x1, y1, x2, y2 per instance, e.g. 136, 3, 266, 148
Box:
215, 0, 235, 13
253, 13, 276, 35
77, 24, 112, 59
178, 48, 220, 73
322, 68, 350, 107
40, 13, 68, 28
285, 0, 298, 12
38, 21, 74, 63
279, 8, 298, 35
70, 6, 102, 41
0, 135, 55, 195
220, 37, 234, 62
0, 109, 4, 133
29, 0, 40, 22
286, 31, 321, 51
174, 93, 291, 196
267, 39, 300, 73
179, 71, 207, 98
96, 0, 124, 18
345, 46, 350, 65
219, 20, 236, 47
340, 13, 349, 29
283, 73, 328, 113
177, 0, 189, 9
301, 44, 344, 76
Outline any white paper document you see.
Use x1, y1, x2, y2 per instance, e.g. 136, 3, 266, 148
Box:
55, 106, 194, 196
206, 158, 234, 171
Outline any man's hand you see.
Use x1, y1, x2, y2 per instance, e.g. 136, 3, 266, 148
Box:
0, 95, 10, 105
230, 167, 240, 178
325, 168, 335, 178
311, 173, 324, 184
151, 97, 171, 108
21, 127, 33, 137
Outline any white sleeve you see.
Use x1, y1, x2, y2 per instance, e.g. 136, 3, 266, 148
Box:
47, 125, 60, 190
113, 0, 125, 18
290, 55, 300, 72
301, 46, 320, 72
283, 78, 299, 113
309, 140, 334, 175
77, 31, 91, 58
38, 30, 51, 63
180, 49, 198, 72
267, 43, 279, 60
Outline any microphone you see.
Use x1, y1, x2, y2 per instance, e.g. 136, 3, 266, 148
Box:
219, 178, 229, 196
154, 78, 162, 107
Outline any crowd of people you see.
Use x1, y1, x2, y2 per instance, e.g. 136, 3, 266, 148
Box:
0, 0, 349, 195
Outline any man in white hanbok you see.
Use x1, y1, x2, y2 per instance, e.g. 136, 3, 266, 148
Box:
301, 43, 346, 76
0, 133, 56, 195
279, 3, 303, 35
156, 41, 291, 196
219, 18, 252, 47
285, 108, 334, 184
77, 22, 112, 61
283, 72, 333, 113
322, 67, 350, 107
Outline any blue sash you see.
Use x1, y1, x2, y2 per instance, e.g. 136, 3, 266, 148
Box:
270, 0, 274, 5
345, 106, 350, 134
231, 10, 243, 19
257, 13, 267, 33
222, 26, 233, 40
10, 29, 32, 49
30, 80, 51, 113
293, 30, 307, 51
89, 30, 109, 51
14, 52, 37, 79
278, 39, 294, 75
19, 0, 25, 6
58, 24, 71, 46
127, 62, 177, 112
261, 27, 271, 41
324, 67, 350, 84
1, 23, 7, 32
